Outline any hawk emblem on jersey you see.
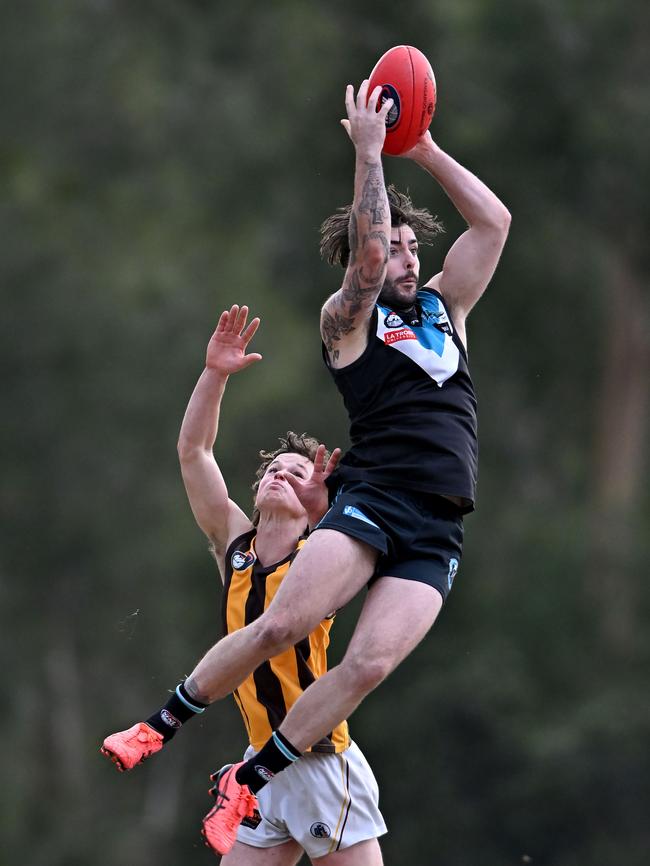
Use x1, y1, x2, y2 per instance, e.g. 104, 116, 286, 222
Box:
310, 821, 332, 839
231, 549, 256, 571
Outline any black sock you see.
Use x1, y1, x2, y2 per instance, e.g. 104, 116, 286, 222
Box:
145, 681, 207, 743
235, 730, 302, 794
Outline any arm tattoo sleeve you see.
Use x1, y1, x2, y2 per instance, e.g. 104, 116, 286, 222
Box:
359, 163, 387, 225
322, 305, 357, 363
348, 211, 358, 266
322, 159, 390, 360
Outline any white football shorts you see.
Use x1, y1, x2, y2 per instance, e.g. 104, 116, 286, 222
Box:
235, 740, 387, 859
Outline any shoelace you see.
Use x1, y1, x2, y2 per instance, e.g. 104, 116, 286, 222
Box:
236, 791, 256, 819
207, 774, 255, 833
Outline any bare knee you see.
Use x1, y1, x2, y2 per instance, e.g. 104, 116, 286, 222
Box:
253, 612, 301, 656
340, 651, 393, 698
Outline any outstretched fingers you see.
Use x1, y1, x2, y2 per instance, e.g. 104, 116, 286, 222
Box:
366, 84, 384, 113
216, 304, 260, 338
344, 83, 356, 118
238, 308, 262, 366
233, 304, 250, 335
311, 444, 341, 479
216, 307, 231, 333
377, 92, 394, 119
355, 78, 370, 110
323, 447, 342, 478
241, 316, 261, 345
240, 349, 263, 369
312, 443, 327, 474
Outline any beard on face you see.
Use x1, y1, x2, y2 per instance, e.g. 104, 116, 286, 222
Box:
378, 275, 419, 311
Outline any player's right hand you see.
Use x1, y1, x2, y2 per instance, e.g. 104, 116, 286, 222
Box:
280, 443, 341, 528
205, 304, 262, 375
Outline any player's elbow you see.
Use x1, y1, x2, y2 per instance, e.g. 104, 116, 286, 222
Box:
494, 205, 511, 235
177, 437, 204, 465
481, 206, 511, 253
362, 237, 389, 271
355, 242, 388, 287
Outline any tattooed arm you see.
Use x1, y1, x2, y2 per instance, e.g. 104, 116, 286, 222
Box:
321, 80, 393, 368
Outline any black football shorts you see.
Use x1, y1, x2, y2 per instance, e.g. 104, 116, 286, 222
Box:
314, 481, 464, 602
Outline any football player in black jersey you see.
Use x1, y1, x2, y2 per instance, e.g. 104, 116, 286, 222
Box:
105, 78, 510, 854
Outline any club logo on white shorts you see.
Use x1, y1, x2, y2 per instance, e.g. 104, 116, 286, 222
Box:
310, 821, 331, 838
241, 808, 262, 830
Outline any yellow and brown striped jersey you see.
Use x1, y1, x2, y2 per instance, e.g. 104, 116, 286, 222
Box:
223, 529, 350, 754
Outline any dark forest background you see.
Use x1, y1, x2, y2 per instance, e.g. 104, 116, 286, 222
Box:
2, 1, 648, 864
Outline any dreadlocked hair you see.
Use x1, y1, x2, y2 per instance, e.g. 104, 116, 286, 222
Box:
251, 431, 325, 527
319, 184, 444, 268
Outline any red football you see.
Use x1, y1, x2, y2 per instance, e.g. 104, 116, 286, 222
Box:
368, 45, 437, 156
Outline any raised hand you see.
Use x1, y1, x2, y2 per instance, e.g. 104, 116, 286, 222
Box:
206, 304, 262, 376
340, 79, 394, 154
280, 443, 342, 527
396, 129, 435, 162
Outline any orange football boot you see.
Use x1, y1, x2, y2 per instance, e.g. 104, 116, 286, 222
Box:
100, 721, 164, 771
201, 762, 258, 855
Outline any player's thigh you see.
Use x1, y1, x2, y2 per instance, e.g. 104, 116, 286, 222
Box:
268, 529, 378, 633
311, 838, 384, 866
222, 839, 304, 866
343, 575, 443, 676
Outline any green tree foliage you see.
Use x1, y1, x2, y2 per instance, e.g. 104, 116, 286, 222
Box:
1, 1, 648, 864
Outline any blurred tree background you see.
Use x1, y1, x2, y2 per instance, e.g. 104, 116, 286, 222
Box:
1, 1, 648, 864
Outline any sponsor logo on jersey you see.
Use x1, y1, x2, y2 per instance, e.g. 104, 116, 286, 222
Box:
254, 764, 275, 782
384, 327, 416, 345
231, 550, 256, 571
310, 821, 332, 839
384, 311, 404, 328
447, 557, 459, 590
160, 709, 181, 729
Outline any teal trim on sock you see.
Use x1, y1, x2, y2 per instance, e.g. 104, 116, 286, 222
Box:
272, 731, 299, 762
175, 685, 206, 714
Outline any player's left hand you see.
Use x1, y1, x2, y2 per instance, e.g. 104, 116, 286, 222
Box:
279, 444, 341, 528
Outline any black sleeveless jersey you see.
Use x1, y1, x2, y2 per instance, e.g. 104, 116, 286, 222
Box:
324, 288, 478, 512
